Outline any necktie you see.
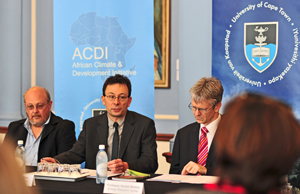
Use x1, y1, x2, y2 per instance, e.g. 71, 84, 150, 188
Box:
197, 127, 209, 166
111, 122, 119, 160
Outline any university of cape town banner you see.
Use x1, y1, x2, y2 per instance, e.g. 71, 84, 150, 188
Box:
53, 0, 154, 136
212, 0, 300, 116
212, 0, 300, 188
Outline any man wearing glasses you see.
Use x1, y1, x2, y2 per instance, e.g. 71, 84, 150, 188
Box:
170, 77, 223, 175
4, 86, 76, 166
42, 74, 158, 174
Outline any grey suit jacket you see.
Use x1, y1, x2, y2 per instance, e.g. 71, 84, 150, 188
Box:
169, 122, 217, 175
4, 112, 76, 163
54, 111, 158, 173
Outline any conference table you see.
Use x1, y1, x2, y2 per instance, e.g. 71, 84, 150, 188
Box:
31, 176, 211, 194
27, 167, 210, 194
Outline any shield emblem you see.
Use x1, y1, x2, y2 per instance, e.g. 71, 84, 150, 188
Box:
244, 22, 278, 73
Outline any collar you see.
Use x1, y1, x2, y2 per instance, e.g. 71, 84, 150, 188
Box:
107, 114, 125, 128
201, 114, 221, 135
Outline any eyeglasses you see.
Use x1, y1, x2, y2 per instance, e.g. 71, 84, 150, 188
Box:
188, 103, 214, 114
105, 95, 129, 102
26, 103, 48, 110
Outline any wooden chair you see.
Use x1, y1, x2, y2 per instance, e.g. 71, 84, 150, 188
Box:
162, 152, 172, 163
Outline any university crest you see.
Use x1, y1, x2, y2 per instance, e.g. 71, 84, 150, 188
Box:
244, 22, 278, 73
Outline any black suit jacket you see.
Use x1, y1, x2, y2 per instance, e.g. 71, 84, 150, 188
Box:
4, 112, 76, 164
54, 111, 158, 173
169, 122, 217, 175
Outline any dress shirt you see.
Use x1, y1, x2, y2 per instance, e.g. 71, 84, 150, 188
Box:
200, 114, 221, 153
24, 114, 51, 166
107, 115, 125, 161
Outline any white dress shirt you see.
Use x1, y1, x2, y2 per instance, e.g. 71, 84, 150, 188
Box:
199, 114, 221, 152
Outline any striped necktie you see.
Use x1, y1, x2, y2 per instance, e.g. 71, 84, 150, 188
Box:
197, 127, 209, 166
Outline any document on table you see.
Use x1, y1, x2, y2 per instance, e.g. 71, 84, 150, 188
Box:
147, 174, 219, 184
82, 169, 122, 178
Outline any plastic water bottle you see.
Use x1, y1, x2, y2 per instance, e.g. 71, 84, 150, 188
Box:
96, 144, 107, 184
15, 140, 26, 173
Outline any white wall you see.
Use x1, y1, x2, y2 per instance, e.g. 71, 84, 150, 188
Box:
178, 0, 212, 129
0, 133, 5, 144
155, 141, 171, 174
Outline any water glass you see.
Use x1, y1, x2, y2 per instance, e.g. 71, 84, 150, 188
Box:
69, 164, 82, 176
58, 164, 69, 176
37, 162, 44, 173
37, 162, 49, 174
48, 163, 58, 174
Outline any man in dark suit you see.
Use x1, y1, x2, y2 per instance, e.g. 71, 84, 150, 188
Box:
42, 74, 158, 174
4, 86, 76, 166
170, 77, 223, 175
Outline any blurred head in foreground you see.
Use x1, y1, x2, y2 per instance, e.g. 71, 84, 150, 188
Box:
0, 140, 36, 194
215, 92, 300, 194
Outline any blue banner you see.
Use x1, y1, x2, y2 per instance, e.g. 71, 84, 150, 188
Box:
54, 0, 154, 134
212, 0, 300, 118
212, 0, 300, 189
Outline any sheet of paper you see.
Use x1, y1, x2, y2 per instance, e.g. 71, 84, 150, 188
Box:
83, 169, 121, 178
147, 174, 194, 182
147, 174, 219, 184
181, 175, 219, 184
24, 174, 36, 186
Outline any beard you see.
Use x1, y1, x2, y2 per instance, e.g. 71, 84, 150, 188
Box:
29, 114, 46, 127
29, 120, 45, 127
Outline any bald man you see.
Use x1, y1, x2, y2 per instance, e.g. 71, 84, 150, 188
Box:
4, 86, 76, 166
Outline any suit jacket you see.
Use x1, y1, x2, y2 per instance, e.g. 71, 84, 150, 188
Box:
54, 111, 158, 173
169, 122, 217, 175
4, 112, 76, 164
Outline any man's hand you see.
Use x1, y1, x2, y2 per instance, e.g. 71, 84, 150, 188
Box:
181, 161, 207, 175
107, 159, 129, 173
41, 157, 57, 163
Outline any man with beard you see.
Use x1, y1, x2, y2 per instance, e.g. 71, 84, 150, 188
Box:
4, 86, 76, 166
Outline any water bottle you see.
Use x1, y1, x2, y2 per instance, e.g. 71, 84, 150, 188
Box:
15, 140, 26, 173
96, 144, 107, 184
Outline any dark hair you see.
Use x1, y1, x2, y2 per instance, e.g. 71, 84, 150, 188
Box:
102, 74, 132, 97
215, 92, 300, 194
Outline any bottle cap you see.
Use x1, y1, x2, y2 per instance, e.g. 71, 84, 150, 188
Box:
17, 140, 23, 145
99, 145, 105, 150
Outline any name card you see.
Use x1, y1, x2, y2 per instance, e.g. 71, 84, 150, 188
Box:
103, 180, 144, 194
24, 174, 36, 187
